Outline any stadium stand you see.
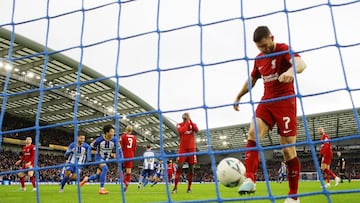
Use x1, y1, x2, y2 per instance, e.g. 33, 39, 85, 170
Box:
1, 27, 360, 188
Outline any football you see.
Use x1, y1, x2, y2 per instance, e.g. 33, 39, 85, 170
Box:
216, 157, 246, 187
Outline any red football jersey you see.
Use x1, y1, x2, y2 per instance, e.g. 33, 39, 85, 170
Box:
21, 144, 36, 165
177, 120, 199, 149
252, 43, 300, 100
320, 133, 332, 155
120, 133, 137, 158
167, 162, 175, 174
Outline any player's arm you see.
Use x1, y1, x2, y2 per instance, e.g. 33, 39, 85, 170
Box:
278, 56, 306, 83
317, 151, 323, 163
86, 144, 92, 162
15, 159, 22, 166
233, 76, 258, 111
90, 137, 99, 148
65, 143, 74, 158
177, 122, 191, 134
292, 56, 306, 74
116, 139, 124, 158
190, 122, 199, 133
119, 134, 124, 149
110, 139, 118, 159
15, 152, 23, 165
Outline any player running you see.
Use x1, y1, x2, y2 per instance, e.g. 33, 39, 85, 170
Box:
318, 127, 341, 188
137, 145, 155, 189
150, 160, 165, 187
80, 124, 117, 195
59, 132, 92, 192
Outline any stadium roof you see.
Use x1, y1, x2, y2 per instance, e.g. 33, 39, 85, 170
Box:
1, 27, 359, 152
0, 27, 179, 150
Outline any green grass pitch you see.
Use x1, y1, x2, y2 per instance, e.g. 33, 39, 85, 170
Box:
1, 181, 360, 203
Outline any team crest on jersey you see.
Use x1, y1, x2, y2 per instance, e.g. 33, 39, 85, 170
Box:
271, 59, 276, 69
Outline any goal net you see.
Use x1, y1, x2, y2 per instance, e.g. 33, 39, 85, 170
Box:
1, 1, 360, 203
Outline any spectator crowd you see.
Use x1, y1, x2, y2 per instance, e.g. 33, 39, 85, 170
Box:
1, 148, 360, 184
1, 113, 360, 184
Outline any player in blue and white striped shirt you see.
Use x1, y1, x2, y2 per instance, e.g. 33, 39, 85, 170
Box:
80, 125, 117, 195
137, 145, 155, 189
59, 132, 92, 192
150, 160, 165, 187
277, 161, 287, 183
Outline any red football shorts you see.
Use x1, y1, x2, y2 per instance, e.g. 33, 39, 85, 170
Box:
256, 97, 297, 137
177, 148, 197, 165
322, 151, 333, 165
123, 161, 133, 169
21, 163, 34, 169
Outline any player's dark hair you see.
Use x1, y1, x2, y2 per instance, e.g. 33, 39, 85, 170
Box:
253, 26, 272, 42
78, 131, 87, 137
103, 124, 115, 134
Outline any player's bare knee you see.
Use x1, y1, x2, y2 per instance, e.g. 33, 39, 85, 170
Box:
282, 147, 296, 161
247, 130, 256, 141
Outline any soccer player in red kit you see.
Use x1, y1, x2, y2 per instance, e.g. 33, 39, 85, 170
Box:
172, 112, 199, 194
15, 137, 37, 191
167, 159, 175, 184
120, 125, 137, 192
233, 26, 306, 203
318, 127, 341, 188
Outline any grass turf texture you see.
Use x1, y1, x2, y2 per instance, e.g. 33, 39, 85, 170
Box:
1, 181, 359, 203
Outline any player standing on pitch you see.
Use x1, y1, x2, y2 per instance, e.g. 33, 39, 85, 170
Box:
167, 159, 175, 184
233, 26, 306, 203
277, 161, 288, 183
172, 112, 199, 194
120, 125, 137, 192
318, 127, 341, 188
336, 151, 348, 183
15, 137, 37, 191
137, 144, 155, 189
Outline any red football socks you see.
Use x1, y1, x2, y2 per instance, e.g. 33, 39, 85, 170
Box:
187, 173, 193, 190
31, 176, 36, 188
20, 177, 25, 188
174, 169, 182, 189
324, 168, 337, 179
286, 156, 300, 198
245, 140, 259, 182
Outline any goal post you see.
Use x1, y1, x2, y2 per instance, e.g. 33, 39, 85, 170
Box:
300, 172, 320, 181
